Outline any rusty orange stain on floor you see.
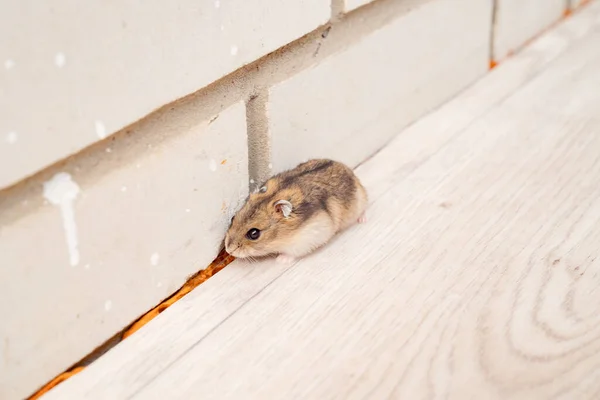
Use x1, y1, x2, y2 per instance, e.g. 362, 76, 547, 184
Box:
27, 250, 235, 399
123, 250, 234, 339
28, 367, 85, 400
221, 159, 227, 165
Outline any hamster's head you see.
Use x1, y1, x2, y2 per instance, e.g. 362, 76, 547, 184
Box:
225, 181, 297, 258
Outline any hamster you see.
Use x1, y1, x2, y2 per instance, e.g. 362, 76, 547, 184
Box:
225, 159, 368, 264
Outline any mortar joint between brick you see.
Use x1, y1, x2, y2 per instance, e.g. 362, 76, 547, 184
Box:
566, 0, 573, 11
489, 0, 499, 65
245, 90, 271, 192
331, 0, 345, 22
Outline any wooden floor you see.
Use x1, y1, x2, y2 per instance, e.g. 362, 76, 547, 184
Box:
44, 4, 600, 400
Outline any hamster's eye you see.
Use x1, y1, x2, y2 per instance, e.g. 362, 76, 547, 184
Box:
246, 228, 261, 240
259, 185, 267, 193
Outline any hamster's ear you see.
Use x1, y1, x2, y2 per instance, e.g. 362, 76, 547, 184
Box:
274, 200, 293, 218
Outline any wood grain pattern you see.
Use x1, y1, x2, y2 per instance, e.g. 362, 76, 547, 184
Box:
43, 2, 600, 399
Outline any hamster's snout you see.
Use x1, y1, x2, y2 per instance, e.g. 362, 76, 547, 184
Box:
224, 234, 241, 257
224, 234, 233, 253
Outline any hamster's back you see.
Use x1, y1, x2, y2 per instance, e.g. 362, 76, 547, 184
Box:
273, 159, 367, 231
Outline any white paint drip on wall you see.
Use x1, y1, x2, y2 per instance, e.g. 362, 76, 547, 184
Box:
209, 159, 217, 171
220, 25, 225, 31
6, 132, 17, 144
54, 52, 66, 68
185, 208, 191, 213
156, 281, 163, 288
4, 59, 15, 70
121, 186, 127, 192
95, 120, 107, 139
214, 0, 220, 8
230, 45, 238, 56
104, 300, 112, 311
150, 252, 160, 266
43, 172, 81, 266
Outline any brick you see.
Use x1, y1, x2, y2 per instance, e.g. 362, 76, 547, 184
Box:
344, 0, 375, 12
0, 0, 329, 189
268, 0, 491, 174
494, 0, 565, 61
0, 103, 248, 400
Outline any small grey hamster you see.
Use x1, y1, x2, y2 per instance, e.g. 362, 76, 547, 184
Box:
225, 159, 368, 264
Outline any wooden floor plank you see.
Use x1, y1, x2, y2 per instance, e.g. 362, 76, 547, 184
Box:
43, 3, 600, 399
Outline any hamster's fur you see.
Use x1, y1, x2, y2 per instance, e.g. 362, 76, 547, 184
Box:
225, 159, 367, 264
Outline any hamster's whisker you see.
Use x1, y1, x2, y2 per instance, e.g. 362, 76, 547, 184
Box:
247, 256, 258, 264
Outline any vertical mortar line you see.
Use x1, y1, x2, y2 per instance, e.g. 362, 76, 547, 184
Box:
245, 89, 271, 193
565, 0, 573, 13
331, 0, 345, 22
489, 0, 499, 68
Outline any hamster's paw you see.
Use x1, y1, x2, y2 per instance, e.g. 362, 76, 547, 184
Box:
357, 212, 367, 224
276, 254, 297, 265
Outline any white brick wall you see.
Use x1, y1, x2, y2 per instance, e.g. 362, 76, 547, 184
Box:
0, 103, 248, 400
493, 0, 566, 61
0, 0, 328, 190
268, 0, 491, 174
